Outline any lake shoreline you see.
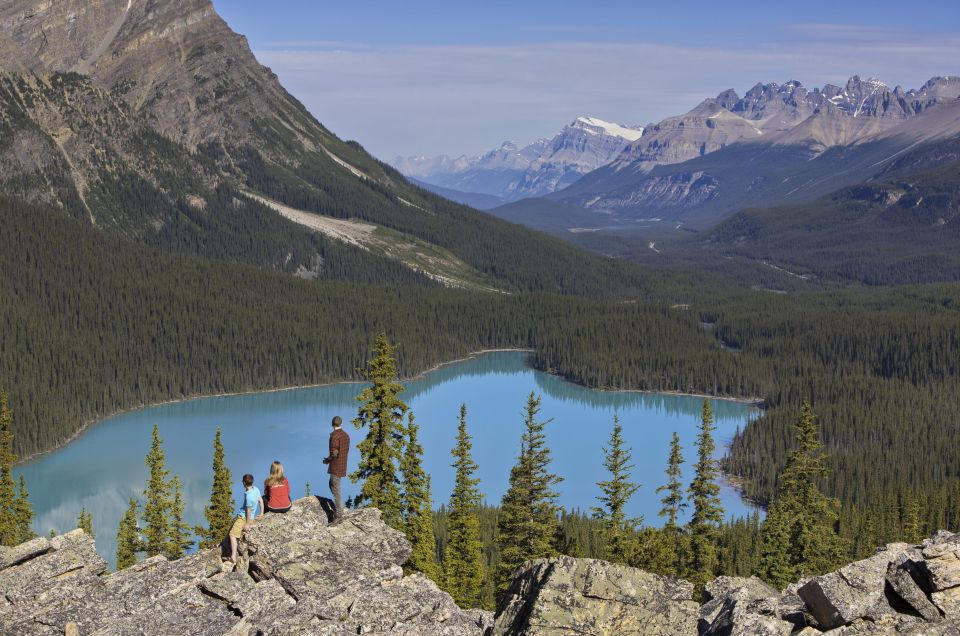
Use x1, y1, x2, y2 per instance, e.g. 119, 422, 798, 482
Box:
17, 347, 763, 466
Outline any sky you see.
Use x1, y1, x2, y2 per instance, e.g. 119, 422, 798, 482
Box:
212, 0, 960, 160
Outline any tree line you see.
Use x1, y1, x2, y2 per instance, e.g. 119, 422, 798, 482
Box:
344, 335, 853, 607
0, 334, 935, 614
4, 193, 960, 583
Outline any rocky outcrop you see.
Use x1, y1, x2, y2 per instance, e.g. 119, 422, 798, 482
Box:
492, 555, 698, 635
0, 498, 490, 635
11, 517, 960, 635
700, 531, 960, 635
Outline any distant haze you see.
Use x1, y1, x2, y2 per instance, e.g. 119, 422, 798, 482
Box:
213, 1, 960, 159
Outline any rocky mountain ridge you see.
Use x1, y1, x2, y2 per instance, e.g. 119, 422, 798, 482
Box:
6, 497, 960, 635
0, 0, 652, 295
549, 75, 960, 223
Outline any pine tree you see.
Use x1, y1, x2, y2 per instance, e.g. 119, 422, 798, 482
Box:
77, 508, 94, 537
442, 405, 485, 608
655, 431, 686, 575
116, 498, 140, 570
658, 432, 687, 529
758, 401, 848, 589
904, 499, 923, 545
686, 400, 724, 591
632, 527, 677, 576
0, 391, 20, 547
592, 415, 640, 564
13, 475, 34, 544
351, 333, 408, 530
142, 425, 172, 557
196, 428, 233, 549
166, 476, 194, 559
400, 412, 440, 581
497, 392, 562, 594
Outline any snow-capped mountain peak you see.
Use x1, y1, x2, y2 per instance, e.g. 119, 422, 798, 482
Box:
391, 115, 645, 202
574, 116, 645, 141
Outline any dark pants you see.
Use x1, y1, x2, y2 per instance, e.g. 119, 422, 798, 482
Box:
329, 474, 343, 519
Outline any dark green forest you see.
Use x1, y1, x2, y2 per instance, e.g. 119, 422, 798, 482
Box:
4, 157, 960, 595
0, 196, 713, 456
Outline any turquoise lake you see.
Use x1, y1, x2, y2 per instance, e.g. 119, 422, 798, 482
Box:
15, 351, 760, 567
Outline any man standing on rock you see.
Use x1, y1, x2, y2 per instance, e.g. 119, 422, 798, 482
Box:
323, 415, 350, 521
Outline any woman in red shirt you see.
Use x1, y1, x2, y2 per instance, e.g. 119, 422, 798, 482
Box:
263, 460, 292, 513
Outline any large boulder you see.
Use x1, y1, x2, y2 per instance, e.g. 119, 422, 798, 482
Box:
492, 555, 698, 635
798, 543, 912, 629
700, 588, 795, 636
699, 575, 780, 633
0, 498, 490, 635
885, 550, 943, 623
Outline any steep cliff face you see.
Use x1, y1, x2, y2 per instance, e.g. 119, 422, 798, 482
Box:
0, 0, 348, 169
0, 71, 215, 226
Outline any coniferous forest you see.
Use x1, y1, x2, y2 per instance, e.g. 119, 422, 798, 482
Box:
2, 174, 960, 601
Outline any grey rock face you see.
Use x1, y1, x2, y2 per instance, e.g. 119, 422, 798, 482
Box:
886, 551, 943, 623
701, 589, 795, 636
15, 520, 960, 635
492, 555, 698, 635
699, 576, 796, 636
798, 543, 913, 629
0, 499, 490, 636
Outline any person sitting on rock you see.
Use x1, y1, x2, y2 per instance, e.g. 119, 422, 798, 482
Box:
263, 460, 292, 513
228, 473, 264, 564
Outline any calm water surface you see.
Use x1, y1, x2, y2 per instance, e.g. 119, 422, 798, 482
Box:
16, 352, 760, 567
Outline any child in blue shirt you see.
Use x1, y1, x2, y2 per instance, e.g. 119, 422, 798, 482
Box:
228, 473, 264, 565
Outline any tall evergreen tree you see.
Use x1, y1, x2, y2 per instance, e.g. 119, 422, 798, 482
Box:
686, 400, 724, 591
904, 499, 923, 545
196, 428, 233, 549
497, 393, 562, 594
166, 476, 194, 559
116, 498, 140, 570
142, 425, 172, 557
592, 415, 640, 564
0, 391, 20, 547
759, 402, 848, 588
77, 508, 94, 537
351, 332, 408, 530
443, 405, 485, 608
655, 431, 686, 575
13, 475, 34, 544
400, 412, 440, 581
658, 432, 687, 529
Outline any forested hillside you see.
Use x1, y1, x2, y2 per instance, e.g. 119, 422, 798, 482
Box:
5, 193, 960, 550
703, 149, 960, 285
0, 197, 716, 456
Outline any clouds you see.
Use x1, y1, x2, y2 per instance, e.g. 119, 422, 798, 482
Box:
252, 26, 960, 159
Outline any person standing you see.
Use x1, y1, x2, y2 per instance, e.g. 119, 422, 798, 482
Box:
323, 415, 350, 521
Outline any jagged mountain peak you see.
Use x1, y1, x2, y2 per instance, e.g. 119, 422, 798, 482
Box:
393, 115, 645, 202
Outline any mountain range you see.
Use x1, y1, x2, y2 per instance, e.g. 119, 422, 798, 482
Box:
392, 116, 644, 207
490, 75, 960, 234
0, 0, 653, 296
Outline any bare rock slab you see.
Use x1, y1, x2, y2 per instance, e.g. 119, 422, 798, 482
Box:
799, 543, 912, 630
492, 555, 698, 635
